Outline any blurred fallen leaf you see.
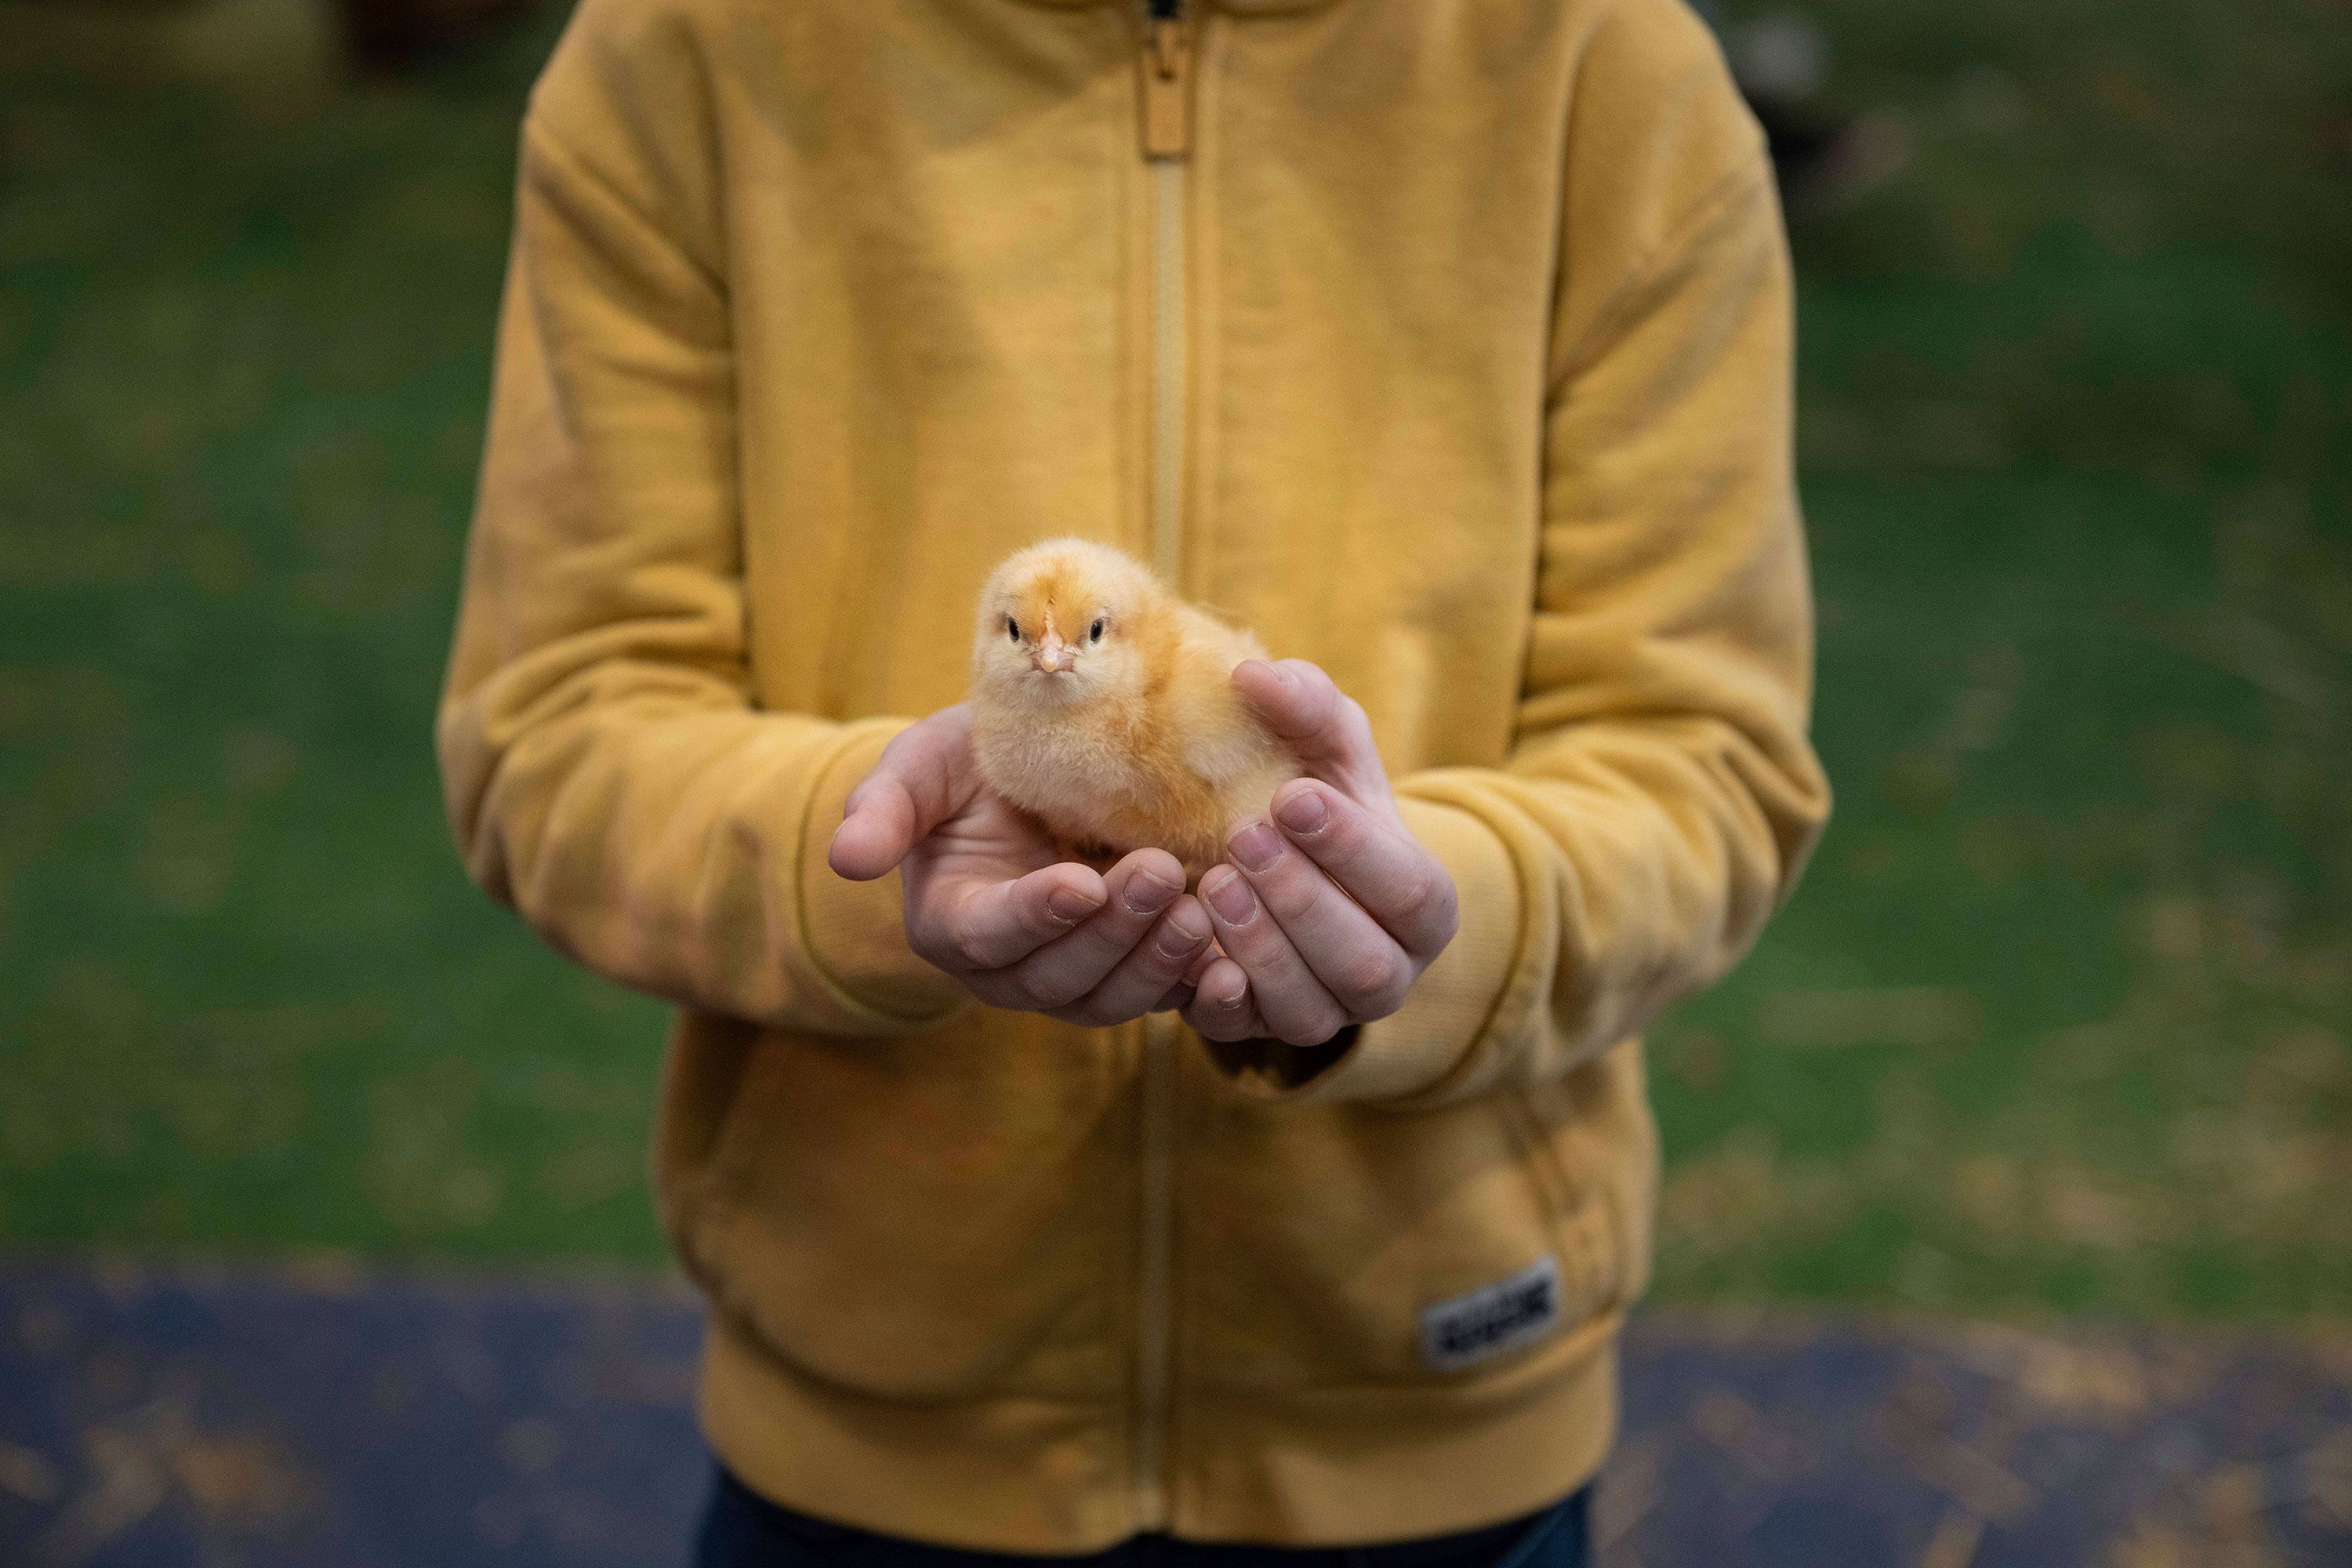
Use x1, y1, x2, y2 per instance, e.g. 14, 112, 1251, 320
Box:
2302, 1430, 2352, 1530
1919, 1509, 1984, 1568
2144, 897, 2205, 961
1664, 1030, 1730, 1094
1592, 1436, 1662, 1549
1759, 987, 1979, 1049
0, 1439, 60, 1503
2092, 66, 2168, 127
169, 1432, 305, 1522
1690, 1389, 1809, 1479
2196, 1464, 2265, 1536
2012, 1341, 2150, 1422
2104, 1523, 2191, 1568
497, 1417, 562, 1475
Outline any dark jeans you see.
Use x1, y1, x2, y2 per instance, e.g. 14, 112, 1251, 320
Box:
695, 1468, 1590, 1568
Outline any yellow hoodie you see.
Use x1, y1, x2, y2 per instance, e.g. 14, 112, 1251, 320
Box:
439, 0, 1829, 1548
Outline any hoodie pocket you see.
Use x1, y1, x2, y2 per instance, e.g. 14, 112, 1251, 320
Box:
1188, 1080, 1627, 1392
1515, 1044, 1658, 1311
682, 1014, 1127, 1405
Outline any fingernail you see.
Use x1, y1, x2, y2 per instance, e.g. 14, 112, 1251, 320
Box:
1274, 789, 1327, 835
1154, 906, 1210, 959
1240, 659, 1289, 691
1227, 822, 1283, 873
1203, 869, 1257, 924
1048, 886, 1100, 924
1123, 867, 1178, 916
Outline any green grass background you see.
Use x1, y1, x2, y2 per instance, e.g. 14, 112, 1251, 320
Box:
2, 1, 2347, 1319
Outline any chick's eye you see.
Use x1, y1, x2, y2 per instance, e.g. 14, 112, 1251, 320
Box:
1090, 619, 1105, 643
1007, 617, 1021, 643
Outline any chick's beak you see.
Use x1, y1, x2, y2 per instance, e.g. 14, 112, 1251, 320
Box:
1030, 633, 1073, 674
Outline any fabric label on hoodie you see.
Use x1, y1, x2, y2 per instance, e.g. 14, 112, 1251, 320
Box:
1419, 1255, 1562, 1371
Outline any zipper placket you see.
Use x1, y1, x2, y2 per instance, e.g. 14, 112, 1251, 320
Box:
1141, 0, 1192, 583
1132, 0, 1195, 1533
1134, 1014, 1178, 1530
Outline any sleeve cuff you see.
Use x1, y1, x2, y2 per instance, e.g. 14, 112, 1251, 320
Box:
795, 720, 974, 1032
1204, 793, 1523, 1104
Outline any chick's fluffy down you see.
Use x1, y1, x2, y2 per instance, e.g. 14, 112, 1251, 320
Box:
967, 539, 1298, 880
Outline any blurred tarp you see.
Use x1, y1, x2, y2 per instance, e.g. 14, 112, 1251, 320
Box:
0, 2, 2347, 1324
2, 1263, 2348, 1564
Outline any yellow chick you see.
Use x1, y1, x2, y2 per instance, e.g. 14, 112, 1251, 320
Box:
970, 539, 1300, 881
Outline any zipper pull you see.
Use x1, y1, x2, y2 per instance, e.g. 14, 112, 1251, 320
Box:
1138, 0, 1193, 161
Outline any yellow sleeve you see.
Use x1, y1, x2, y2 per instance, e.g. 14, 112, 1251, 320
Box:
435, 0, 966, 1036
1237, 5, 1830, 1105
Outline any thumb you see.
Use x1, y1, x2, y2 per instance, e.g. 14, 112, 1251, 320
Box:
829, 769, 921, 880
827, 710, 973, 880
1233, 659, 1388, 796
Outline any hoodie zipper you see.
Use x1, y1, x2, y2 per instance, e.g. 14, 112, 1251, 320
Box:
1134, 1014, 1178, 1530
1140, 0, 1192, 582
1133, 0, 1193, 1532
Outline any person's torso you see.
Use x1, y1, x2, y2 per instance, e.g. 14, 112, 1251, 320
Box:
640, 0, 1662, 1544
724, 0, 1570, 760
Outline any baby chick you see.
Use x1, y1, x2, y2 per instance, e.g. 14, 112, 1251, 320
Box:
969, 539, 1300, 881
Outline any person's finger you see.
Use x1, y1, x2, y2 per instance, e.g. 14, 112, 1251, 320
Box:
1182, 953, 1267, 1043
1231, 659, 1379, 762
1149, 979, 1196, 1014
829, 711, 973, 880
1267, 779, 1460, 960
913, 861, 1105, 974
1231, 659, 1339, 753
1011, 850, 1187, 1010
1224, 817, 1411, 1018
1196, 865, 1348, 1047
1047, 890, 1214, 1026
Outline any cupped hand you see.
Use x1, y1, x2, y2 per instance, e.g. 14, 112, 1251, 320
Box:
1183, 661, 1461, 1048
829, 704, 1214, 1025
